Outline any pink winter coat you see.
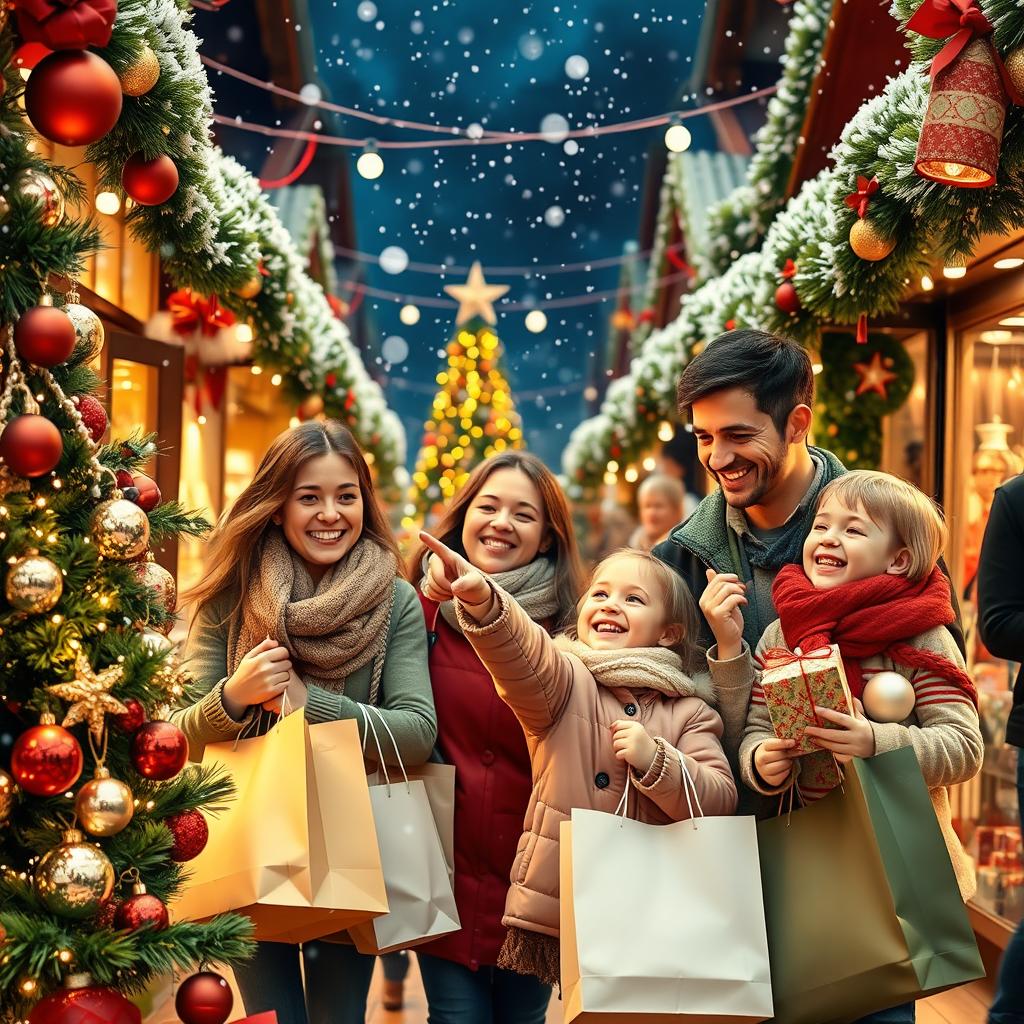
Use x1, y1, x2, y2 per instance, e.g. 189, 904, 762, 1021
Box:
459, 588, 737, 938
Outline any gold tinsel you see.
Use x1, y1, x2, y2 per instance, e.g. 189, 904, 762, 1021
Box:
119, 45, 161, 97
849, 218, 896, 262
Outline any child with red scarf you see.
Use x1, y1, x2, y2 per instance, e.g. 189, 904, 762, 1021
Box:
703, 470, 982, 906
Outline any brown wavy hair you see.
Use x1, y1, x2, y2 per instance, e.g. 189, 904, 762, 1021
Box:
185, 421, 402, 624
407, 451, 584, 628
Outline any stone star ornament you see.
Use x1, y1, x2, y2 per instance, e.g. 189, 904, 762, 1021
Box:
853, 351, 898, 399
444, 262, 509, 326
47, 655, 128, 743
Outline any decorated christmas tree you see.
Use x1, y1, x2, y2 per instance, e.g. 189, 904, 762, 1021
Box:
408, 263, 525, 519
0, 22, 251, 1024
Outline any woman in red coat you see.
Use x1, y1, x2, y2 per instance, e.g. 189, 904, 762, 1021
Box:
409, 452, 584, 1024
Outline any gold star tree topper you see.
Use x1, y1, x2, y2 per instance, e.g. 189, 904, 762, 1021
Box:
443, 262, 509, 326
47, 655, 127, 743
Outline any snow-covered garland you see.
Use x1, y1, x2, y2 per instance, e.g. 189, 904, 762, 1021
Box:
563, 0, 1024, 493
698, 0, 832, 281
82, 0, 405, 483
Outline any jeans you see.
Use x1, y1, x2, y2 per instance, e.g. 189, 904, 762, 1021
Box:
989, 747, 1024, 1023
233, 940, 378, 1024
853, 1002, 916, 1024
418, 951, 551, 1024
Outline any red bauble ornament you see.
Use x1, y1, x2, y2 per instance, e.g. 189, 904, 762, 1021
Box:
11, 719, 83, 796
114, 885, 169, 932
24, 50, 123, 146
175, 971, 233, 1024
165, 808, 209, 862
14, 305, 76, 367
95, 897, 120, 929
130, 472, 161, 512
113, 697, 146, 734
74, 394, 108, 443
28, 976, 141, 1024
775, 281, 800, 316
0, 414, 63, 477
121, 153, 179, 206
130, 720, 188, 780
114, 469, 134, 489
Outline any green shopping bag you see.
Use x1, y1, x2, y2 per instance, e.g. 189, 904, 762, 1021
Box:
757, 746, 983, 1024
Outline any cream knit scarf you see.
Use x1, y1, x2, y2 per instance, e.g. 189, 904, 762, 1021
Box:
554, 637, 714, 703
229, 531, 397, 694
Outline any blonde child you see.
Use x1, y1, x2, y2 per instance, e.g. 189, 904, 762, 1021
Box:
420, 535, 736, 987
703, 471, 983, 909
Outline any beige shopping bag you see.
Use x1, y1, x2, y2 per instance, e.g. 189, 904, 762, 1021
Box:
561, 755, 773, 1023
349, 705, 460, 955
171, 710, 387, 943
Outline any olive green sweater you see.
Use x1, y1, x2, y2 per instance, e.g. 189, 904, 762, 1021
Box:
172, 579, 436, 767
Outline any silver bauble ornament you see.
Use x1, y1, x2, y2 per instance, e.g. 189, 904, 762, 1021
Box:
34, 828, 115, 918
135, 558, 176, 614
16, 169, 65, 228
0, 768, 16, 826
74, 766, 134, 837
141, 628, 174, 655
91, 499, 150, 560
5, 553, 63, 613
64, 302, 105, 363
862, 671, 916, 723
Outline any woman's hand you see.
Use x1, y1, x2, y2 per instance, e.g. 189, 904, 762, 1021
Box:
803, 698, 875, 763
419, 532, 495, 621
222, 637, 293, 721
611, 719, 658, 774
699, 569, 747, 661
262, 667, 307, 716
753, 737, 797, 788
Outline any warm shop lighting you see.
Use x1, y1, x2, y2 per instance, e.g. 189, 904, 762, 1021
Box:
606, 460, 619, 473
95, 191, 121, 216
995, 258, 1024, 270
981, 330, 1013, 344
357, 145, 384, 180
812, 362, 824, 375
999, 317, 1024, 327
664, 122, 692, 153
942, 264, 967, 280
250, 365, 263, 376
920, 274, 934, 292
624, 466, 639, 483
271, 374, 282, 386
524, 309, 547, 333
399, 304, 421, 325
657, 421, 673, 442
642, 457, 656, 471
603, 471, 617, 486
235, 323, 254, 343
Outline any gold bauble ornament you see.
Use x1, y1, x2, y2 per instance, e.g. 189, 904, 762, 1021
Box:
862, 671, 916, 723
135, 557, 176, 614
0, 768, 17, 826
0, 194, 9, 224
91, 499, 150, 560
64, 303, 105, 363
235, 275, 263, 300
74, 766, 134, 837
849, 218, 896, 262
1006, 48, 1024, 98
16, 169, 65, 228
119, 44, 161, 97
34, 828, 115, 919
5, 553, 63, 613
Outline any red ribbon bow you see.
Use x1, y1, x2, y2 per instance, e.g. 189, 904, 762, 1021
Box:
781, 258, 797, 280
906, 0, 1023, 104
843, 175, 879, 219
168, 289, 236, 338
14, 0, 117, 50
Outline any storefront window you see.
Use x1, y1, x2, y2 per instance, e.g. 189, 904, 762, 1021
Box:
952, 322, 1024, 928
109, 359, 157, 477
880, 330, 932, 494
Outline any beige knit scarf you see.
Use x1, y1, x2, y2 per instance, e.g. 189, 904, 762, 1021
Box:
423, 554, 560, 634
554, 637, 714, 703
229, 531, 397, 695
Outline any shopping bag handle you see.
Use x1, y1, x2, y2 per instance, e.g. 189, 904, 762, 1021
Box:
614, 773, 633, 824
358, 703, 411, 795
674, 747, 704, 829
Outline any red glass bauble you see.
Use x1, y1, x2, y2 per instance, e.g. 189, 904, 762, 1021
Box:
774, 281, 801, 316
114, 891, 168, 932
130, 472, 161, 512
14, 306, 76, 367
28, 979, 141, 1024
114, 469, 134, 489
95, 897, 120, 929
24, 50, 123, 146
165, 808, 209, 862
75, 395, 108, 443
130, 720, 187, 780
113, 697, 146, 734
11, 722, 83, 796
0, 414, 63, 477
121, 153, 179, 206
175, 971, 233, 1024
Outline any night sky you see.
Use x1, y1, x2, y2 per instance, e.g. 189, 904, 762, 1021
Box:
199, 2, 753, 468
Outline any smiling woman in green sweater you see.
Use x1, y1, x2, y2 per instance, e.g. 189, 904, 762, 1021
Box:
173, 420, 435, 1024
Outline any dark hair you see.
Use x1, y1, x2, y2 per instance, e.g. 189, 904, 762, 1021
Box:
408, 451, 585, 627
676, 329, 814, 435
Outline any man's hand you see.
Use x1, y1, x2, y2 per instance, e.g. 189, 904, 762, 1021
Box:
611, 719, 658, 774
753, 737, 797, 788
419, 532, 495, 620
803, 698, 875, 763
699, 569, 747, 661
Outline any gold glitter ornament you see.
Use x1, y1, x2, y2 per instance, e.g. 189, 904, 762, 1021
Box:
235, 275, 263, 300
119, 44, 161, 97
91, 498, 150, 560
0, 768, 16, 826
74, 766, 134, 836
47, 654, 127, 743
64, 302, 105, 363
1007, 48, 1024, 98
849, 218, 896, 261
16, 168, 65, 228
34, 828, 115, 919
5, 553, 63, 613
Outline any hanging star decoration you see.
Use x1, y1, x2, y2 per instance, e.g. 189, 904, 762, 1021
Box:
853, 351, 899, 399
47, 655, 128, 743
444, 261, 509, 326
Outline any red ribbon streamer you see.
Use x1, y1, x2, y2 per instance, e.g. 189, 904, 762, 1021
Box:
843, 175, 879, 220
168, 289, 236, 338
781, 258, 797, 280
906, 0, 1023, 104
856, 312, 869, 344
259, 139, 319, 189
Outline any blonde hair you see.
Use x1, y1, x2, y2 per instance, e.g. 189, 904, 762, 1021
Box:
816, 470, 946, 582
574, 549, 703, 671
637, 473, 685, 507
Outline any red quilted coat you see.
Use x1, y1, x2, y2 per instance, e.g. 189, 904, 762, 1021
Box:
414, 594, 536, 970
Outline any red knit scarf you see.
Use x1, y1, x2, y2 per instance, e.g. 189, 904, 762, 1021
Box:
771, 565, 977, 706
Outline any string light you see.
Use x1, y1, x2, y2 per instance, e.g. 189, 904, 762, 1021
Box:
920, 274, 934, 291
356, 143, 384, 180
942, 264, 967, 279
642, 457, 657, 471
664, 118, 692, 153
657, 421, 674, 442
399, 304, 421, 325
95, 191, 121, 215
624, 466, 639, 483
524, 310, 547, 333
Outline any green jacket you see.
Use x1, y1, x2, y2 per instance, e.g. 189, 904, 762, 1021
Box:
172, 578, 436, 767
